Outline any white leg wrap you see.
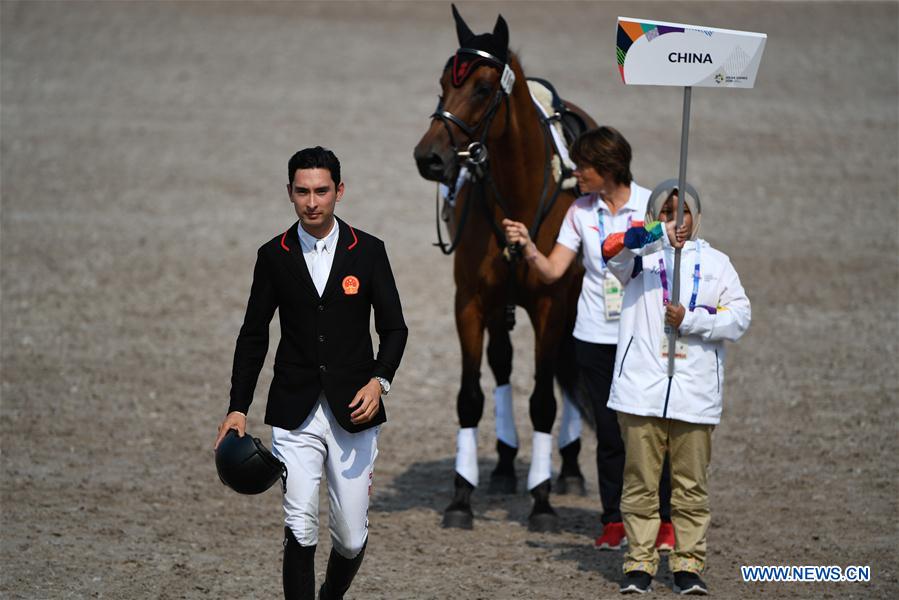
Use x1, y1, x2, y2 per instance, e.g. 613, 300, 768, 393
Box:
455, 427, 479, 487
493, 384, 519, 448
558, 389, 582, 449
527, 431, 554, 490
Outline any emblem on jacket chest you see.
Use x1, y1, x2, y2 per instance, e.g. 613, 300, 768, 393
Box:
342, 275, 360, 295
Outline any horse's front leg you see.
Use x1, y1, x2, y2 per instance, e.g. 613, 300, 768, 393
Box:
442, 290, 486, 529
486, 313, 517, 494
523, 293, 568, 532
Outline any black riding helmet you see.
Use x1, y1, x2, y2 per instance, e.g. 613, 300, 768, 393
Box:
215, 429, 286, 495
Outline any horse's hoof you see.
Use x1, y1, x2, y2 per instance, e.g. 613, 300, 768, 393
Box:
528, 510, 559, 533
555, 474, 586, 497
489, 441, 517, 494
442, 508, 474, 529
443, 474, 475, 529
528, 479, 559, 532
488, 471, 517, 495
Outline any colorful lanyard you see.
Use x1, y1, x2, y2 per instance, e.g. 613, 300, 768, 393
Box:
659, 243, 701, 310
596, 196, 632, 266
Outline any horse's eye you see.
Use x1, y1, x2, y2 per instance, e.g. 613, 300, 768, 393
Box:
474, 84, 492, 98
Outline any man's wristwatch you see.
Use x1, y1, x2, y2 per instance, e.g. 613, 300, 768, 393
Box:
375, 377, 391, 395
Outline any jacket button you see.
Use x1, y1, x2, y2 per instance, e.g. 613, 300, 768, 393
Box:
317, 304, 324, 311
318, 335, 325, 342
319, 365, 327, 372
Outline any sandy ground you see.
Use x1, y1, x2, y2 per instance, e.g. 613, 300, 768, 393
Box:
2, 1, 897, 598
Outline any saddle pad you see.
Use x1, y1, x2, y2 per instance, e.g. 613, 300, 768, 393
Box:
527, 80, 577, 190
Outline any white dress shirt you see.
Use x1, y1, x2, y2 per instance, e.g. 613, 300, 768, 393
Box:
297, 220, 339, 296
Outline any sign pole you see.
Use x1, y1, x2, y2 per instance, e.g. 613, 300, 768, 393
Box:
667, 85, 692, 378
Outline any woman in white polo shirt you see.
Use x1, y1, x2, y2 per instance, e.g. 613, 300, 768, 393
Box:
503, 126, 673, 551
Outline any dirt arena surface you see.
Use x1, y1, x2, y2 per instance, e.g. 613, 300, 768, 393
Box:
2, 1, 897, 598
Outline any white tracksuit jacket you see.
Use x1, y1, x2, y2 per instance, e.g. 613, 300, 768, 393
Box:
605, 231, 751, 425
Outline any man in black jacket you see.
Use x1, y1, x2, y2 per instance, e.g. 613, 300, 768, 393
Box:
214, 146, 407, 600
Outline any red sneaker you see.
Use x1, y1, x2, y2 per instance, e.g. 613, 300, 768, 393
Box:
655, 521, 675, 552
594, 521, 627, 550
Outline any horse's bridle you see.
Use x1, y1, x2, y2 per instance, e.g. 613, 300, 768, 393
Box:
428, 47, 567, 331
430, 48, 516, 177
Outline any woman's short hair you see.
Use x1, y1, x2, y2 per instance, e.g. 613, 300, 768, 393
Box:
570, 126, 633, 186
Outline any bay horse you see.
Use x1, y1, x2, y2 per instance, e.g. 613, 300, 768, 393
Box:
413, 6, 597, 531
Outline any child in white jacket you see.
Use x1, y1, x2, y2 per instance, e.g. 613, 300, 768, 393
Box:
601, 193, 751, 595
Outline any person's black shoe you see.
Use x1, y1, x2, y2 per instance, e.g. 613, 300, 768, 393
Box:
620, 570, 652, 594
673, 571, 708, 595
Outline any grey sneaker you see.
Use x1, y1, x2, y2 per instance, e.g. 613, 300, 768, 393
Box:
673, 571, 708, 595
620, 570, 652, 594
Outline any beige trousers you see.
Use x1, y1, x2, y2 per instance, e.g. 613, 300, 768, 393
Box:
618, 412, 714, 575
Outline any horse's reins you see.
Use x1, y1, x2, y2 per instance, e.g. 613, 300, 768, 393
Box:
428, 49, 568, 329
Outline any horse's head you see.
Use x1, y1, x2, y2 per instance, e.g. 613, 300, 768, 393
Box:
414, 4, 514, 185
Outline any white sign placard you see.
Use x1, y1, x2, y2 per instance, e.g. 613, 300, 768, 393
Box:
617, 17, 766, 88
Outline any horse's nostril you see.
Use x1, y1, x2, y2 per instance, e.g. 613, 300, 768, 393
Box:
416, 151, 447, 181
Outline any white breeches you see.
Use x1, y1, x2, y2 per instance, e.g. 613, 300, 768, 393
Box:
271, 396, 379, 559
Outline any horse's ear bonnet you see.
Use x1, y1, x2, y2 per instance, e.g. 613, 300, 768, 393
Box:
491, 15, 509, 58
451, 4, 509, 63
452, 4, 475, 46
448, 4, 510, 88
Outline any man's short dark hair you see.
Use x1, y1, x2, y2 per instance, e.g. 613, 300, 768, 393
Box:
570, 127, 633, 187
288, 146, 341, 186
